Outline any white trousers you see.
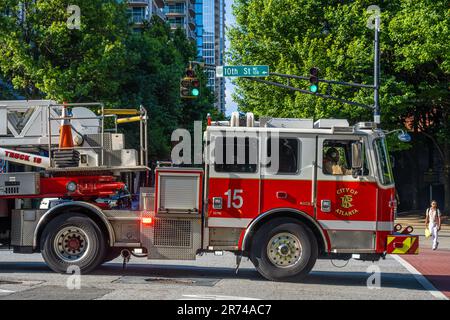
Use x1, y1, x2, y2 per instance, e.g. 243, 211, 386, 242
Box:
428, 223, 439, 249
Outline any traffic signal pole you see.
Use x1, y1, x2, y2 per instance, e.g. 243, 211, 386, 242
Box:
373, 16, 381, 127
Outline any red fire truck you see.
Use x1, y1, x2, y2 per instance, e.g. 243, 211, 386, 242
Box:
0, 100, 417, 281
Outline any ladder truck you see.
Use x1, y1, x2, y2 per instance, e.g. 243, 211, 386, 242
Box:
0, 100, 418, 281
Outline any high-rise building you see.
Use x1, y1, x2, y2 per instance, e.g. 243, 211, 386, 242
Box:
195, 0, 225, 113
127, 0, 166, 28
164, 0, 196, 40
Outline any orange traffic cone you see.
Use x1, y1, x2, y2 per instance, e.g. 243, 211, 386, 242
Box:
59, 102, 74, 149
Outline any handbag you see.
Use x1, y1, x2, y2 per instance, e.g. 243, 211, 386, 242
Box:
425, 227, 431, 238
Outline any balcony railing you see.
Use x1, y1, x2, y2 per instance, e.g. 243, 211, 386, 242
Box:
128, 0, 149, 6
169, 22, 184, 29
187, 28, 196, 40
152, 5, 166, 20
131, 15, 147, 24
166, 8, 185, 15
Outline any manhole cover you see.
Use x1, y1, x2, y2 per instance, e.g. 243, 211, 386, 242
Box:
0, 285, 111, 300
114, 276, 220, 287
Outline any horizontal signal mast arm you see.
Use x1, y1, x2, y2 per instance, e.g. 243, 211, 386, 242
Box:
269, 72, 375, 89
244, 77, 374, 110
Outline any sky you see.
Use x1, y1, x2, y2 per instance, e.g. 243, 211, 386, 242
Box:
224, 0, 237, 116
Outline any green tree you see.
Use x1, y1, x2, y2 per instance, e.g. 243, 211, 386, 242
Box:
0, 1, 217, 162
0, 0, 130, 102
116, 20, 217, 160
229, 0, 449, 210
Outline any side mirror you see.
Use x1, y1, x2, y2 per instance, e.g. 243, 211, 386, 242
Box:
351, 142, 363, 170
398, 131, 411, 142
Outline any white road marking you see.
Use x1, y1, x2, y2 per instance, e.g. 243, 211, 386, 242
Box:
0, 289, 15, 294
392, 255, 448, 300
181, 294, 260, 300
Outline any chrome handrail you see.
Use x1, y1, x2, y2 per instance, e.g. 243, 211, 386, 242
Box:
46, 102, 148, 168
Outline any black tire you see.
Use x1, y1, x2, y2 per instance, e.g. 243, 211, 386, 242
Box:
103, 248, 122, 264
40, 213, 106, 274
250, 218, 318, 282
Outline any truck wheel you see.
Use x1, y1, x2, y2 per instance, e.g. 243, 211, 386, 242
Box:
250, 218, 318, 281
40, 213, 106, 274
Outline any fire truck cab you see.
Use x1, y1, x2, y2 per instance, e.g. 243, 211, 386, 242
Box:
0, 101, 418, 282
198, 115, 415, 280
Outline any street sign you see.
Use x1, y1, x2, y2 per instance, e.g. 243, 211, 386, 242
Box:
216, 65, 269, 78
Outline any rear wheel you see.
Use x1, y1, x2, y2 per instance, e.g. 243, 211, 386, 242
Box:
250, 218, 318, 281
40, 213, 106, 274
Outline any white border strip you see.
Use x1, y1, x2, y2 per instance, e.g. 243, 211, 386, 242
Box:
392, 255, 448, 300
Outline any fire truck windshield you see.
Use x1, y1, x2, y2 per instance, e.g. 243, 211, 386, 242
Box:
373, 138, 394, 185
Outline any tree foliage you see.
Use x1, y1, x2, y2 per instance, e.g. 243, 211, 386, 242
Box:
229, 0, 448, 133
229, 0, 450, 208
0, 0, 217, 160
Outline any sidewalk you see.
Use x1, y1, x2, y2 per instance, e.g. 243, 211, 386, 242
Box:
395, 212, 450, 299
396, 212, 450, 231
401, 248, 450, 299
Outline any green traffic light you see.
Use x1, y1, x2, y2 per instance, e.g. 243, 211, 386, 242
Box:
191, 88, 200, 96
309, 84, 318, 93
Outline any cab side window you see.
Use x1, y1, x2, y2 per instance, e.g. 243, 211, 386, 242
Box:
214, 136, 258, 173
266, 138, 299, 174
322, 140, 369, 176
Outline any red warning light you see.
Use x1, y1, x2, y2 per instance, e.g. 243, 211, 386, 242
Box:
142, 217, 153, 225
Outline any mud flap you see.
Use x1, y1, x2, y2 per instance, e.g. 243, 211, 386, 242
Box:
386, 234, 419, 254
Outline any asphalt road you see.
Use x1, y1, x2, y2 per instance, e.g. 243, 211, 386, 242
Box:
0, 248, 443, 300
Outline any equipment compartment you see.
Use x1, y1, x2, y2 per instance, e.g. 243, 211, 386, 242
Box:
155, 168, 203, 214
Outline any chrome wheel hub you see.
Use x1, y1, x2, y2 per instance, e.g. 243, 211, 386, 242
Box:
54, 227, 90, 262
267, 232, 302, 268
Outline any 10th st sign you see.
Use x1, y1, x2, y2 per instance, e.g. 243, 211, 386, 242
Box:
216, 65, 269, 78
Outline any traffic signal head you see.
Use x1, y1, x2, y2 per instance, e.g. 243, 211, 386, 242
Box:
180, 70, 200, 99
180, 78, 191, 97
309, 67, 319, 93
191, 78, 200, 97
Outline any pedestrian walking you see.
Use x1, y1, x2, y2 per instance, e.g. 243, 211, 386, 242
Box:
425, 200, 441, 250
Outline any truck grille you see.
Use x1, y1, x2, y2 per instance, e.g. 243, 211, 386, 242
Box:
154, 219, 192, 248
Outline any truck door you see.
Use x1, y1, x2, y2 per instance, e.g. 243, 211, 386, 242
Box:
260, 134, 316, 218
315, 135, 378, 252
206, 131, 260, 230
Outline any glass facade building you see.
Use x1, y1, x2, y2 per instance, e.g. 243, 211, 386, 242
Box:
195, 0, 225, 113
128, 0, 225, 112
164, 0, 196, 40
127, 0, 166, 28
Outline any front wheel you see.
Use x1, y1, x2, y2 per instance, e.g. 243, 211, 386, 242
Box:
40, 213, 106, 274
250, 218, 318, 281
